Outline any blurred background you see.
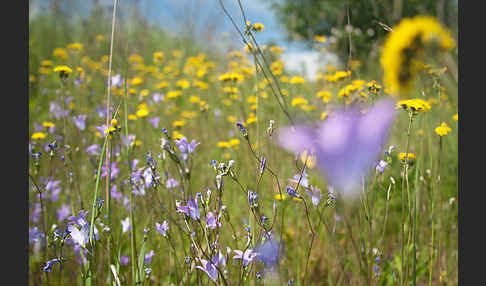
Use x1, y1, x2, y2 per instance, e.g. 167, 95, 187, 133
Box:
29, 0, 458, 80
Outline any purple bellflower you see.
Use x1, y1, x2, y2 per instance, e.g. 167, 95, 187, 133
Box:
277, 99, 396, 197
176, 195, 200, 221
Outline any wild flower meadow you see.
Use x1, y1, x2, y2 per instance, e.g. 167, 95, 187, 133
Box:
29, 1, 458, 285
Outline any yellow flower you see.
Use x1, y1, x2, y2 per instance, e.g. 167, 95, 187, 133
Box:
167, 90, 182, 98
452, 113, 458, 121
42, 121, 55, 128
300, 150, 316, 168
189, 96, 201, 103
176, 79, 191, 89
300, 104, 316, 112
246, 114, 257, 124
29, 74, 36, 83
96, 34, 105, 42
67, 42, 83, 52
280, 76, 289, 83
181, 111, 197, 119
291, 97, 308, 107
140, 89, 150, 97
53, 48, 68, 60
314, 35, 327, 43
172, 130, 184, 140
320, 112, 329, 120
269, 45, 284, 55
128, 54, 144, 64
289, 76, 305, 84
104, 126, 117, 135
153, 51, 164, 64
110, 119, 118, 126
130, 76, 143, 86
435, 122, 452, 136
252, 22, 264, 32
381, 16, 455, 94
274, 194, 287, 201
396, 99, 431, 113
229, 138, 240, 148
53, 65, 73, 74
41, 60, 53, 67
128, 114, 137, 120
31, 132, 46, 140
136, 108, 149, 118
173, 120, 186, 127
217, 141, 231, 148
227, 115, 237, 123
219, 72, 244, 83
247, 96, 258, 104
398, 152, 416, 161
316, 90, 332, 103
193, 80, 209, 90
157, 81, 169, 89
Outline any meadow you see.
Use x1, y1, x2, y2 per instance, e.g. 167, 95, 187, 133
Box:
29, 1, 458, 285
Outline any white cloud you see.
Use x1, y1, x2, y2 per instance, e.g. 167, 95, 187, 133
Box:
281, 51, 339, 81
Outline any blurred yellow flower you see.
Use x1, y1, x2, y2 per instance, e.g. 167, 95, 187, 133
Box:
53, 48, 68, 60
136, 108, 149, 118
398, 152, 416, 161
381, 16, 455, 94
290, 76, 305, 84
274, 194, 287, 201
42, 121, 55, 128
217, 141, 231, 148
96, 34, 105, 42
128, 114, 137, 120
314, 35, 327, 43
31, 132, 46, 140
130, 76, 143, 86
167, 90, 182, 98
176, 79, 191, 89
173, 120, 186, 127
435, 122, 452, 136
291, 97, 308, 107
396, 99, 431, 113
452, 113, 458, 121
67, 42, 83, 52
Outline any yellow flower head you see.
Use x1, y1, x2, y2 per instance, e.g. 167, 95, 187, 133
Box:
167, 90, 182, 99
314, 35, 327, 43
381, 16, 455, 94
398, 152, 416, 161
67, 42, 83, 52
173, 120, 186, 128
130, 76, 143, 86
274, 194, 287, 201
41, 60, 53, 67
289, 76, 305, 84
252, 22, 264, 32
96, 34, 105, 42
396, 99, 431, 113
176, 79, 191, 89
53, 48, 68, 60
31, 132, 46, 140
300, 150, 316, 168
452, 113, 458, 121
291, 97, 308, 107
53, 65, 73, 79
435, 122, 452, 136
42, 121, 55, 128
136, 108, 149, 118
217, 141, 231, 148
